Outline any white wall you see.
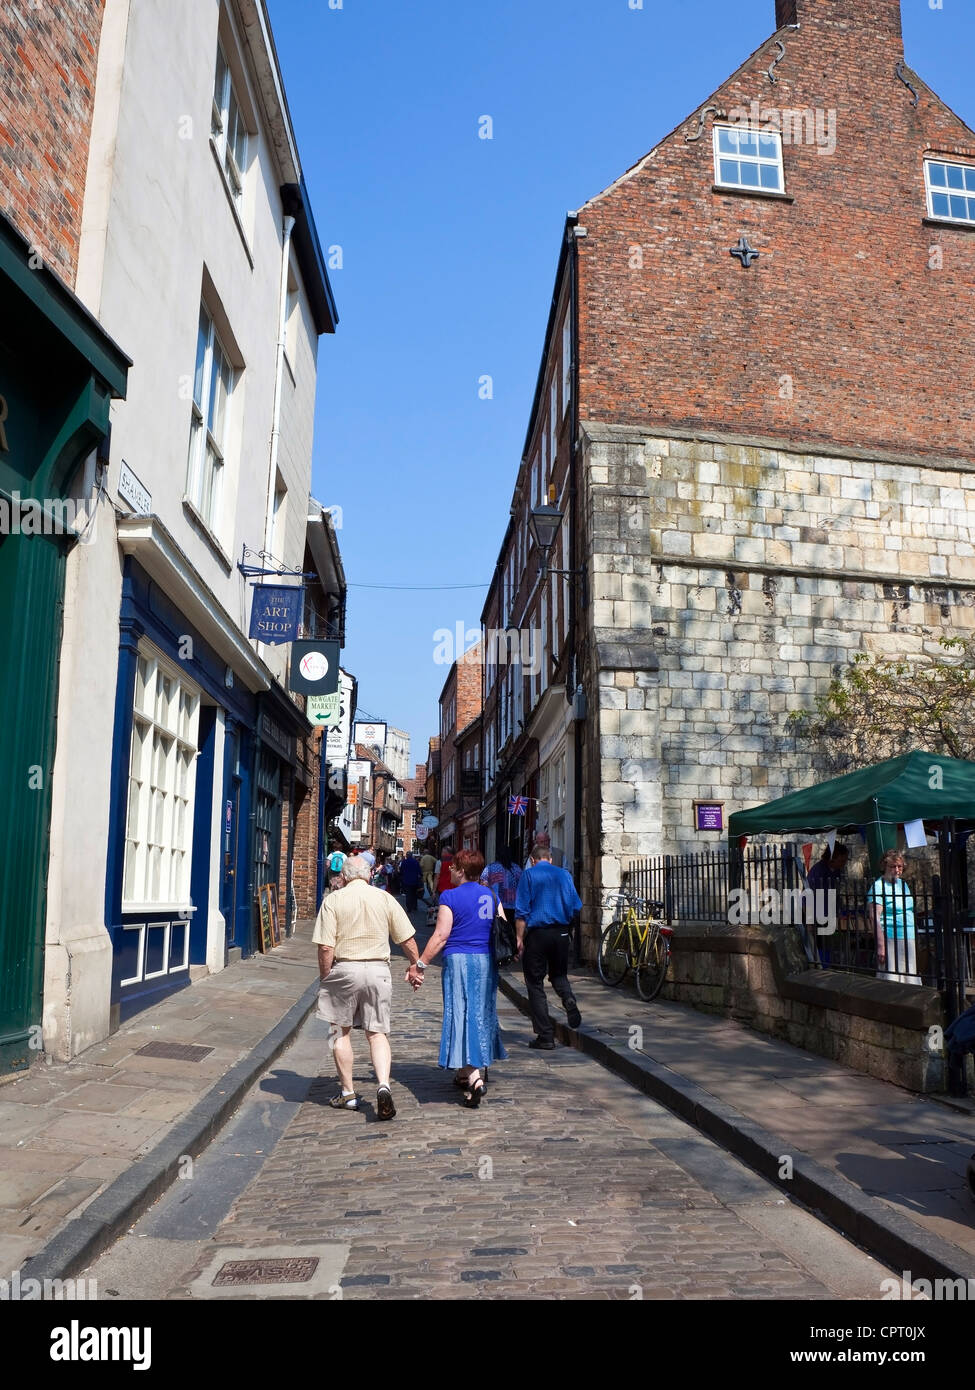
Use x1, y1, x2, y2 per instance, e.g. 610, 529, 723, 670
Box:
46, 0, 322, 1056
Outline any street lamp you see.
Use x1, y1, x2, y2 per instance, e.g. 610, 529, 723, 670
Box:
528, 498, 587, 607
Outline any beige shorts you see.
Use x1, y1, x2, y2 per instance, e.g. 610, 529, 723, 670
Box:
317, 960, 392, 1034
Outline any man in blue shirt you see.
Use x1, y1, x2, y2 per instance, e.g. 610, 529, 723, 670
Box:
398, 851, 422, 914
515, 841, 583, 1048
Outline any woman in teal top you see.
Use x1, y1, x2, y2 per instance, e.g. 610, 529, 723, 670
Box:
867, 850, 920, 985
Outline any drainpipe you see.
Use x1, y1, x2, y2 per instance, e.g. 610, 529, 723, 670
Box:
567, 214, 585, 943
264, 209, 297, 558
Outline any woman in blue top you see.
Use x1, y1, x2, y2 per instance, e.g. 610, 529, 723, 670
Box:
867, 850, 921, 985
406, 848, 507, 1106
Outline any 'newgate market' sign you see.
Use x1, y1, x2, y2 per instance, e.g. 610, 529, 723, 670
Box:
248, 585, 301, 644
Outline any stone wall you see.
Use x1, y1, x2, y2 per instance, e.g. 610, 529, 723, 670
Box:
577, 419, 975, 951
663, 924, 960, 1094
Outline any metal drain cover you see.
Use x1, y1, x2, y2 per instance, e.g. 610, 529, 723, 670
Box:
135, 1041, 214, 1062
190, 1244, 351, 1300
214, 1257, 319, 1286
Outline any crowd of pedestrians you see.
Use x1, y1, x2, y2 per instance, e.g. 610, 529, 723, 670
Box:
313, 837, 583, 1117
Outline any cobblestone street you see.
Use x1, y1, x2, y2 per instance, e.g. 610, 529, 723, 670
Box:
84, 933, 889, 1301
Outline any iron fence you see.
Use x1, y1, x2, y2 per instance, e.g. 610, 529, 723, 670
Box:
622, 848, 974, 993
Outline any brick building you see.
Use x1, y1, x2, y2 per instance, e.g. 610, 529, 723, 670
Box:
483, 0, 975, 956
0, 0, 103, 288
355, 744, 403, 856
400, 762, 428, 853
435, 644, 482, 851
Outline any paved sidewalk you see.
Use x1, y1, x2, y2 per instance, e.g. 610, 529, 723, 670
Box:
2, 924, 320, 1276
499, 963, 975, 1278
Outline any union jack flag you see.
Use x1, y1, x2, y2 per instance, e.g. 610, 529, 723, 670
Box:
508, 795, 528, 816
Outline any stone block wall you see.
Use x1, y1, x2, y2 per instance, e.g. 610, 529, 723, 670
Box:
577, 420, 975, 951
664, 927, 960, 1094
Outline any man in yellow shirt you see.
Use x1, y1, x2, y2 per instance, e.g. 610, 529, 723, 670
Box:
419, 850, 437, 901
313, 855, 421, 1119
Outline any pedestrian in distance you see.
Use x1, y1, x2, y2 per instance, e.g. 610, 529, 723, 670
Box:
406, 848, 508, 1107
435, 848, 454, 900
515, 840, 583, 1048
419, 848, 436, 901
326, 846, 346, 893
869, 850, 921, 985
398, 850, 422, 914
481, 845, 522, 926
313, 854, 422, 1119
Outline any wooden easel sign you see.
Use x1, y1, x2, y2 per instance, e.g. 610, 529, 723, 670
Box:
258, 883, 278, 952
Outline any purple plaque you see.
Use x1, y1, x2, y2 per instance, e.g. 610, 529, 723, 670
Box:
695, 802, 723, 831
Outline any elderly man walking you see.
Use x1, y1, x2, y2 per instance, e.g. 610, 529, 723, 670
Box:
313, 854, 421, 1119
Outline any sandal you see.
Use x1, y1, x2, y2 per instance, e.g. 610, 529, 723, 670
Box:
454, 1068, 488, 1089
329, 1091, 361, 1110
463, 1071, 484, 1109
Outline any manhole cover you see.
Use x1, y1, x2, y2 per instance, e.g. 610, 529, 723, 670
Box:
214, 1257, 319, 1286
135, 1042, 214, 1062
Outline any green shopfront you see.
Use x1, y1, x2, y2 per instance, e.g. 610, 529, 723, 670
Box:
0, 214, 129, 1073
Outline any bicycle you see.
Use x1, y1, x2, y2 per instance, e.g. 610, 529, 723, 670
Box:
597, 892, 673, 1001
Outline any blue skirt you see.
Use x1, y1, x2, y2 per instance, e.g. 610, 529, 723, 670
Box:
438, 952, 508, 1069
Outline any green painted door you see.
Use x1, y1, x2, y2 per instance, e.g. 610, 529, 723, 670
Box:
0, 220, 129, 1072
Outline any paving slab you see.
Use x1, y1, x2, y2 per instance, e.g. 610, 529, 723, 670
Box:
5, 923, 321, 1273
498, 964, 975, 1278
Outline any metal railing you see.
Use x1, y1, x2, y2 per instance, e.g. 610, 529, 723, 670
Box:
622, 848, 974, 992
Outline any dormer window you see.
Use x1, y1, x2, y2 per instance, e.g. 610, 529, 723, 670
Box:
925, 159, 975, 225
713, 126, 784, 193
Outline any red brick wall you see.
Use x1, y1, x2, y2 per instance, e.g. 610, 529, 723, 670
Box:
292, 731, 321, 921
456, 643, 482, 730
0, 0, 104, 287
577, 0, 975, 461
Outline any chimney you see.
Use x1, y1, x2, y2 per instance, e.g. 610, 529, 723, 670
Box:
774, 0, 903, 44
775, 0, 798, 26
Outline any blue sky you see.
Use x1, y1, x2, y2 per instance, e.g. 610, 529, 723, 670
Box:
266, 0, 974, 768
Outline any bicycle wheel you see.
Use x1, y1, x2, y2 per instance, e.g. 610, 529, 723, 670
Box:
635, 926, 670, 1002
598, 918, 632, 986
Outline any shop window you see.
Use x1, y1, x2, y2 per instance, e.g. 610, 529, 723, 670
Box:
123, 646, 200, 909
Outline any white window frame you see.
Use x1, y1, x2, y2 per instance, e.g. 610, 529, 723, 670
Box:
122, 644, 201, 912
550, 379, 559, 454
212, 40, 249, 208
925, 158, 975, 225
713, 124, 784, 194
187, 302, 234, 534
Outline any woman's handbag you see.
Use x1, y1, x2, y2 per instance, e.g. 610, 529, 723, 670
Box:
490, 896, 516, 967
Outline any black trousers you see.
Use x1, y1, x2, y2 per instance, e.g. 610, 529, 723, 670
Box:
403, 884, 419, 913
522, 925, 575, 1042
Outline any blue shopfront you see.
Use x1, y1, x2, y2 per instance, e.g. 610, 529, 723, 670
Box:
105, 557, 259, 1024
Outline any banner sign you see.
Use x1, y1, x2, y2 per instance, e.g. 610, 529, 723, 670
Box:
249, 586, 301, 644
289, 639, 340, 695
326, 670, 354, 765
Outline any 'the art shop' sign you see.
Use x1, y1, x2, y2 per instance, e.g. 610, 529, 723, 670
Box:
248, 585, 301, 644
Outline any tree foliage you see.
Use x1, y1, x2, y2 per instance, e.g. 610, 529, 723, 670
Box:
789, 638, 975, 774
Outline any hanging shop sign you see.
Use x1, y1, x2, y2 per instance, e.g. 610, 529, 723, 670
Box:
307, 692, 342, 726
353, 722, 386, 755
289, 639, 340, 695
249, 586, 302, 644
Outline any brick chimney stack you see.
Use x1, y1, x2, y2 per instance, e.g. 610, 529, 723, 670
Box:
775, 0, 903, 43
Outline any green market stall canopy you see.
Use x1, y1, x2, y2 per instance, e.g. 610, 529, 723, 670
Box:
728, 752, 975, 854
